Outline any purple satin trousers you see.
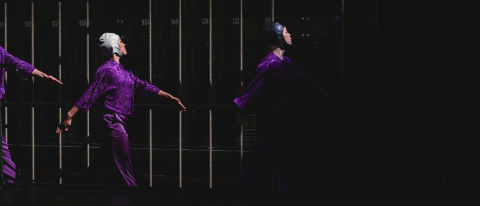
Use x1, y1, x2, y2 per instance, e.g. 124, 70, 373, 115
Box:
2, 132, 16, 183
81, 111, 137, 186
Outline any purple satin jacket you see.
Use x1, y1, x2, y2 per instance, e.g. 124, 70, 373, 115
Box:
75, 59, 160, 115
234, 52, 324, 112
0, 46, 36, 99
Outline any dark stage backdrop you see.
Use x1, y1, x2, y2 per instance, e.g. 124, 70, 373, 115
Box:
0, 0, 478, 195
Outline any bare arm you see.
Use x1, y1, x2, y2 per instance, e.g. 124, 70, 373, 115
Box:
158, 90, 186, 112
32, 69, 63, 87
56, 106, 79, 133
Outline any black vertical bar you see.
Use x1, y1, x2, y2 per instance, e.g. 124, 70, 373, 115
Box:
442, 0, 447, 195
373, 0, 379, 194
340, 0, 345, 193
407, 0, 413, 195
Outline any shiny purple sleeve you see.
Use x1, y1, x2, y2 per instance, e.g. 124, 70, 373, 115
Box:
0, 46, 36, 79
134, 77, 160, 104
74, 68, 109, 111
233, 66, 270, 110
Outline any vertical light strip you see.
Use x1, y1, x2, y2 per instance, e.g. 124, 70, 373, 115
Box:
59, 2, 62, 83
178, 111, 182, 188
3, 4, 6, 148
209, 1, 212, 87
239, 0, 243, 83
86, 1, 89, 84
178, 0, 183, 188
149, 0, 152, 83
31, 2, 35, 182
239, 0, 244, 169
178, 0, 182, 85
58, 1, 62, 185
31, 2, 34, 79
271, 0, 274, 22
86, 0, 90, 85
86, 111, 90, 167
86, 1, 90, 168
149, 109, 152, 187
208, 0, 213, 189
209, 110, 212, 189
148, 0, 153, 188
59, 107, 62, 184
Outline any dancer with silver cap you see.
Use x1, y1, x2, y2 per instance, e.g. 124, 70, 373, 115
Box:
56, 33, 186, 186
233, 22, 327, 191
0, 46, 63, 184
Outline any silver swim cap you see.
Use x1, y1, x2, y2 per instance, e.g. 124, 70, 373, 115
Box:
98, 33, 122, 58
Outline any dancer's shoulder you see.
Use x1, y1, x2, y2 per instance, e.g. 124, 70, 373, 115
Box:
94, 60, 117, 76
257, 53, 281, 71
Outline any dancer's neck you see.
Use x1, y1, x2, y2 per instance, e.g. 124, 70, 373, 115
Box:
111, 54, 121, 64
272, 47, 285, 61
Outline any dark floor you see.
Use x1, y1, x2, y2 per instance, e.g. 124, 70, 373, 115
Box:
0, 183, 316, 206
0, 183, 470, 206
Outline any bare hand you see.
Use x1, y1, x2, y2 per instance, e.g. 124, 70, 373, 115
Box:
170, 97, 186, 112
32, 69, 63, 87
56, 115, 72, 133
42, 75, 63, 87
157, 90, 186, 112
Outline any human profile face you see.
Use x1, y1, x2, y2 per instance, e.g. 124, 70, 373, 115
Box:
118, 37, 127, 56
283, 27, 292, 45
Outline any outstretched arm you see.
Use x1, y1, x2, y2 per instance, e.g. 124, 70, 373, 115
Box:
56, 66, 110, 133
56, 106, 79, 133
133, 76, 186, 112
32, 69, 63, 87
1, 47, 62, 87
234, 67, 270, 110
158, 90, 186, 112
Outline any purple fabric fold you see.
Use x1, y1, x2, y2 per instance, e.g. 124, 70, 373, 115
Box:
81, 111, 137, 186
2, 132, 16, 183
